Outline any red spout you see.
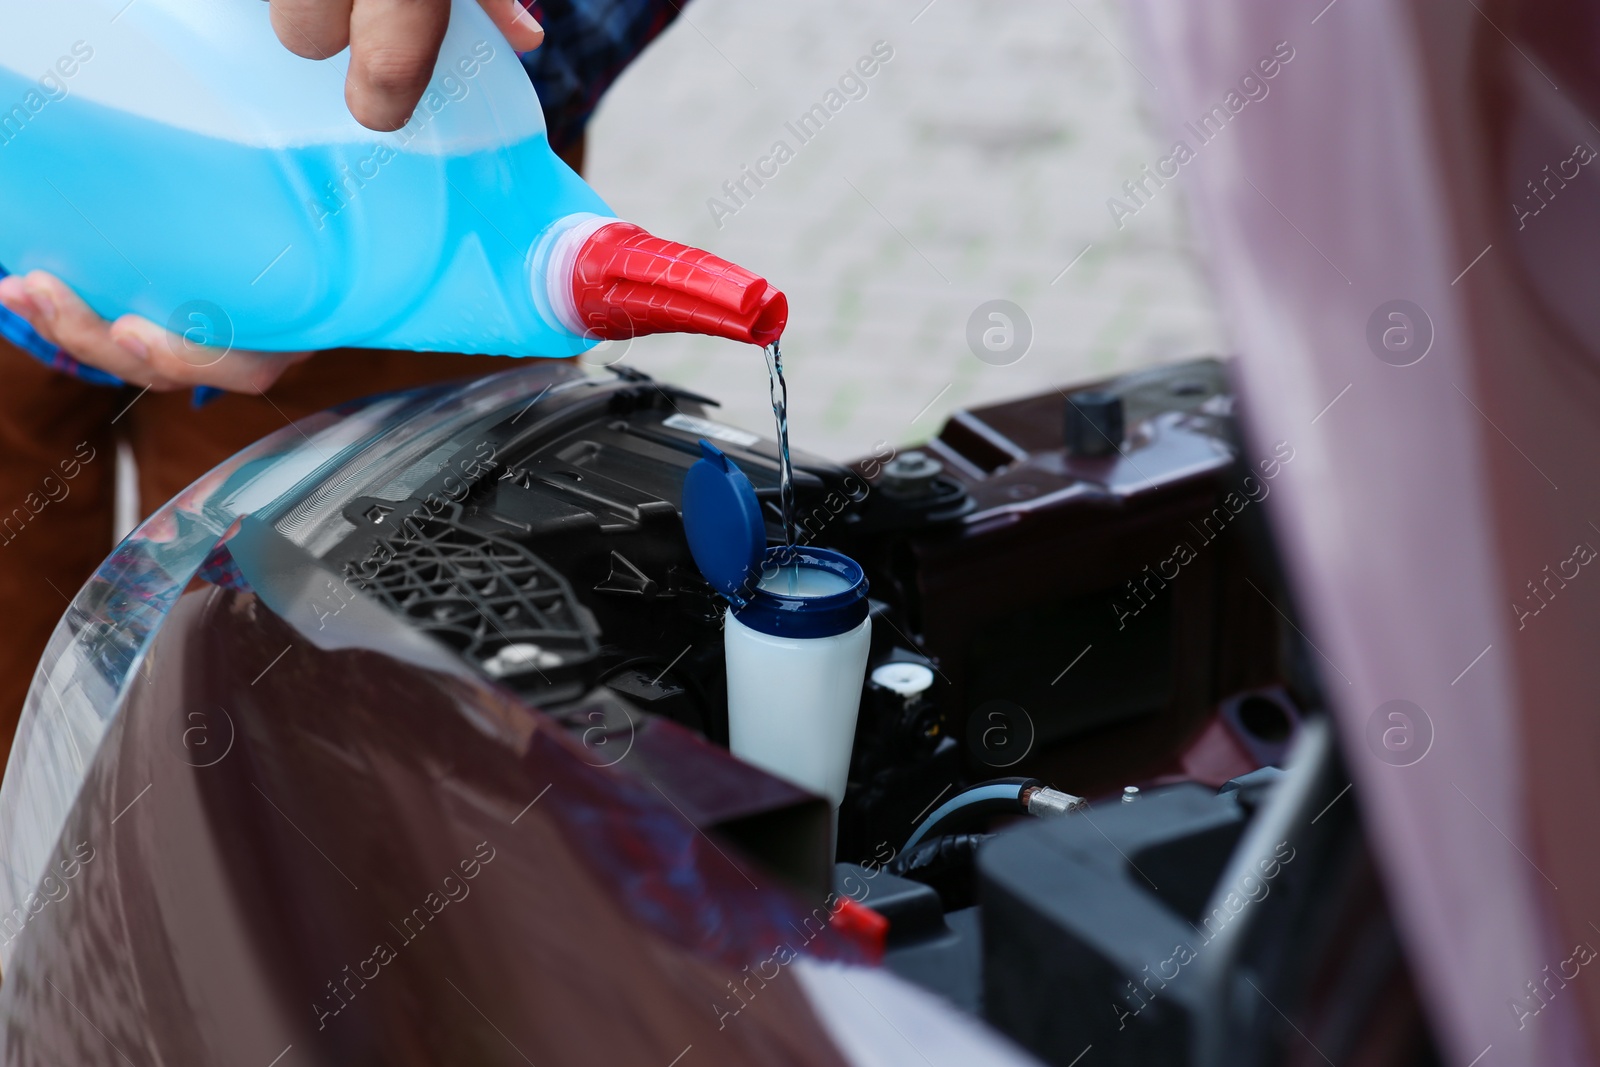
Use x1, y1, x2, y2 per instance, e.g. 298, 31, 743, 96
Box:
567, 221, 787, 347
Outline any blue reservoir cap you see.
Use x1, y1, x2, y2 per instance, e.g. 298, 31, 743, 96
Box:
682, 440, 766, 605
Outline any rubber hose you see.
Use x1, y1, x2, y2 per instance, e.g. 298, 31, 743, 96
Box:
887, 833, 992, 911
902, 778, 1038, 852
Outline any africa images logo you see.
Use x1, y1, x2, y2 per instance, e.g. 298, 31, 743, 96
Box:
0, 41, 94, 149
1105, 41, 1295, 230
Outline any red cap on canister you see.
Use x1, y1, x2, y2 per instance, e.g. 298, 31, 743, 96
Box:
567, 222, 788, 346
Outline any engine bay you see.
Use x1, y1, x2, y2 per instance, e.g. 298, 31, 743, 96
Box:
231, 358, 1428, 1065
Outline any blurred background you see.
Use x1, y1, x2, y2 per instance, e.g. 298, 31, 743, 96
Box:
106, 0, 1227, 544
583, 0, 1225, 459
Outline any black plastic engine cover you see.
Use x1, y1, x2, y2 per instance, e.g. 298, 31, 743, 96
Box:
317, 372, 848, 727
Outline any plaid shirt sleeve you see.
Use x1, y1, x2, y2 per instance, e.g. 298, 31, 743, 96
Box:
0, 0, 686, 393
521, 0, 686, 153
0, 267, 123, 388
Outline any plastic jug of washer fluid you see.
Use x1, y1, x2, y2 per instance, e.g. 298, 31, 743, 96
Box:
682, 442, 872, 809
0, 1, 786, 357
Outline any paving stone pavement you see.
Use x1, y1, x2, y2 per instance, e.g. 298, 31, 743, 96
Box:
583, 0, 1226, 460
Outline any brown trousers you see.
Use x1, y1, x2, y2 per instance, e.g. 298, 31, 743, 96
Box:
0, 338, 520, 754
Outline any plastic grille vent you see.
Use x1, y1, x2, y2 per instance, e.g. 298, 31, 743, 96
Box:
345, 511, 597, 679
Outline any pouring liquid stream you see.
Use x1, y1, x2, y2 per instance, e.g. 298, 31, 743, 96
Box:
763, 341, 800, 595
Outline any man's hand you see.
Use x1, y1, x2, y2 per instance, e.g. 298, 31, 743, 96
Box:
0, 272, 312, 394
269, 0, 546, 132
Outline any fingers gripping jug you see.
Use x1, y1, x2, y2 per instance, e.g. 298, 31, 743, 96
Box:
0, 1, 786, 355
